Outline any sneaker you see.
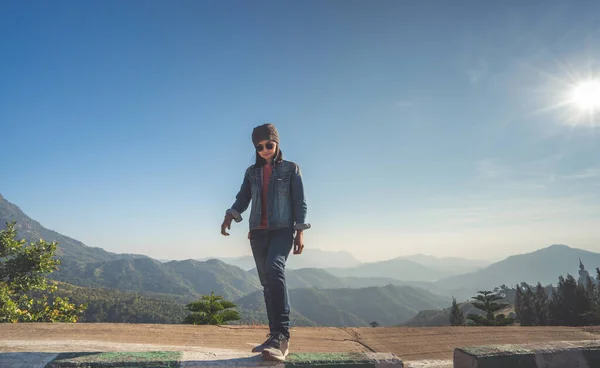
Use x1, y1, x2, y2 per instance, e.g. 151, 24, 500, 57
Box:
252, 333, 275, 353
261, 332, 289, 362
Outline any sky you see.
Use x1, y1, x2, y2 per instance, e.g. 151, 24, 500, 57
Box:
1, 0, 600, 263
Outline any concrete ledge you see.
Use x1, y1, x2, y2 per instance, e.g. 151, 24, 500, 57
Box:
46, 351, 182, 367
286, 352, 403, 367
44, 351, 403, 368
454, 339, 600, 368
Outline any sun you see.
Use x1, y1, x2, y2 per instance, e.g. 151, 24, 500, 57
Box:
570, 80, 600, 112
527, 56, 600, 128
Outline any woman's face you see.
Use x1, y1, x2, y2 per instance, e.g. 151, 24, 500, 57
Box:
256, 139, 277, 162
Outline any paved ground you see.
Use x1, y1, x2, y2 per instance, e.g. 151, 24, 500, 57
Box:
354, 325, 600, 361
1, 324, 599, 367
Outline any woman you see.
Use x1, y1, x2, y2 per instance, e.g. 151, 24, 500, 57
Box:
221, 123, 310, 362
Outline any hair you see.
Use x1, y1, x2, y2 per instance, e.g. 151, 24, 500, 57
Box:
254, 146, 283, 168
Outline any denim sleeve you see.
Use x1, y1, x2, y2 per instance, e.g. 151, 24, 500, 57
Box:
291, 164, 311, 231
226, 167, 251, 223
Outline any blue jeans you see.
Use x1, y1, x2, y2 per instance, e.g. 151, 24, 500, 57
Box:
250, 228, 293, 339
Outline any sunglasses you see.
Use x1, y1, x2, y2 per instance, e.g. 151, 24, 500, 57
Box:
256, 142, 275, 152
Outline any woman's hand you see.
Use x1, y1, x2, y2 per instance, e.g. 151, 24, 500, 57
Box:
293, 230, 304, 255
221, 213, 234, 236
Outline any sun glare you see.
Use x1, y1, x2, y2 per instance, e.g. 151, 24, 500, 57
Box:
532, 59, 600, 128
571, 80, 600, 111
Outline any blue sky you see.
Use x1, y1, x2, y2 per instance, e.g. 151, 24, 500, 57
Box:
1, 0, 599, 262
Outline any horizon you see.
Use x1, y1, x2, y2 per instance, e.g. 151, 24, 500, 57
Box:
1, 1, 599, 263
0, 190, 584, 265
4, 190, 498, 263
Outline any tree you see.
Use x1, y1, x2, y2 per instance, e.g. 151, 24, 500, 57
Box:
369, 321, 379, 328
533, 283, 549, 326
582, 269, 600, 325
549, 274, 579, 326
183, 292, 241, 325
449, 297, 464, 326
0, 222, 86, 322
516, 284, 535, 326
467, 290, 514, 326
514, 284, 522, 320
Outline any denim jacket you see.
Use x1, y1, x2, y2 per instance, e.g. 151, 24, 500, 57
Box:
226, 160, 310, 231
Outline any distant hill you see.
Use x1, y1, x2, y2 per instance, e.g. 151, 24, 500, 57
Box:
284, 268, 348, 289
49, 279, 448, 327
402, 301, 490, 327
325, 258, 450, 282
6, 192, 594, 327
235, 284, 450, 327
283, 268, 406, 290
397, 254, 489, 274
434, 244, 600, 296
54, 256, 412, 304
51, 257, 262, 302
0, 193, 144, 263
200, 256, 258, 271
198, 249, 362, 271
232, 291, 316, 327
50, 281, 189, 324
165, 259, 262, 300
0, 193, 460, 291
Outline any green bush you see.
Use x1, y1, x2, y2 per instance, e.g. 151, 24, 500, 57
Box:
0, 222, 86, 322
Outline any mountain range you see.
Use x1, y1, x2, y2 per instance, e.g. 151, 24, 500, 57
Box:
2, 192, 599, 325
433, 244, 600, 298
235, 284, 450, 327
195, 249, 363, 270
197, 252, 489, 281
397, 254, 489, 274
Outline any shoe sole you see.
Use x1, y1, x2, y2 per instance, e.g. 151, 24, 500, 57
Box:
261, 352, 285, 362
261, 349, 289, 362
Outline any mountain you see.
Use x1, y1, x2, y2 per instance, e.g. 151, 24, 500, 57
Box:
198, 256, 257, 271
0, 193, 143, 263
198, 249, 362, 271
52, 257, 195, 296
286, 249, 362, 269
51, 257, 262, 302
434, 244, 600, 297
0, 193, 447, 291
55, 256, 412, 304
325, 258, 450, 282
164, 258, 262, 300
0, 192, 469, 327
12, 192, 588, 325
232, 291, 316, 327
284, 268, 348, 289
235, 284, 450, 327
402, 300, 492, 327
283, 268, 406, 290
50, 281, 189, 324
397, 254, 489, 274
0, 191, 439, 301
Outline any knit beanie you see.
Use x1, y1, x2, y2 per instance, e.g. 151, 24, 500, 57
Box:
252, 123, 279, 145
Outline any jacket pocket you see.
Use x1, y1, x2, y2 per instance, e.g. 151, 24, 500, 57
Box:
275, 173, 291, 197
